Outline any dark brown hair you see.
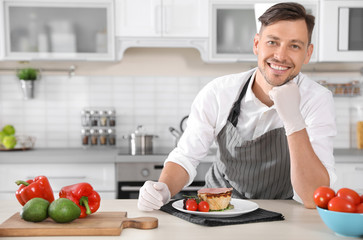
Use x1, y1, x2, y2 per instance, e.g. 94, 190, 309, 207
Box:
258, 2, 315, 44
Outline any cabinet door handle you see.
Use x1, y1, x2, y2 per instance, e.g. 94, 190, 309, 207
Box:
155, 5, 162, 34
354, 167, 363, 171
163, 6, 169, 34
27, 176, 87, 180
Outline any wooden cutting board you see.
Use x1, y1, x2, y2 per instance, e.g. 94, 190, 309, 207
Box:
0, 211, 158, 237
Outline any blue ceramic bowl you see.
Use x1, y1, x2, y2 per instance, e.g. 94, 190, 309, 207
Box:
317, 207, 363, 237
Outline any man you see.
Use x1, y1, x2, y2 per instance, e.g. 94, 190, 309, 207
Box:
138, 2, 336, 210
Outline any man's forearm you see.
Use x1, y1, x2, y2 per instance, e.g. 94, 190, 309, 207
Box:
288, 129, 330, 209
158, 162, 190, 197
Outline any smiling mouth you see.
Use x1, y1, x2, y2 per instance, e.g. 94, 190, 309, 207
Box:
268, 63, 291, 71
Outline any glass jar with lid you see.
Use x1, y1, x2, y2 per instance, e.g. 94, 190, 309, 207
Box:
81, 110, 91, 126
108, 110, 116, 127
90, 110, 99, 127
99, 110, 108, 127
108, 128, 116, 146
90, 128, 98, 146
81, 128, 90, 146
99, 129, 108, 146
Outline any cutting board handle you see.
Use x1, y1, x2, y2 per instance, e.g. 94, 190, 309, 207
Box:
122, 217, 158, 229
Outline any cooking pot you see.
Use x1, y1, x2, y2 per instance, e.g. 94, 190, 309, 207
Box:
124, 125, 158, 155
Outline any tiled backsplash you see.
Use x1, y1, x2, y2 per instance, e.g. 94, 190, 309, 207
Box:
0, 73, 362, 149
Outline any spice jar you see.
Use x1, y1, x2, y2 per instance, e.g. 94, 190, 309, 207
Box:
81, 128, 90, 146
90, 128, 98, 146
108, 128, 116, 146
99, 129, 108, 146
100, 110, 108, 127
81, 110, 91, 126
90, 110, 99, 127
108, 110, 116, 127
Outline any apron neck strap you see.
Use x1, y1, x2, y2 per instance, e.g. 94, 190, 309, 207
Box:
227, 75, 252, 127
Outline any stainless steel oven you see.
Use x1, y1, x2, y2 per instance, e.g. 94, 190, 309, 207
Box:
116, 150, 213, 199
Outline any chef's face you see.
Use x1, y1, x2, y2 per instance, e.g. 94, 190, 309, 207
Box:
253, 19, 313, 87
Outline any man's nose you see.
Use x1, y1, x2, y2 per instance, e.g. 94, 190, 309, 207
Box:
274, 45, 288, 62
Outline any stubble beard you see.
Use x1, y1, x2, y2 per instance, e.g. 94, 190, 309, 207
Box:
258, 61, 297, 87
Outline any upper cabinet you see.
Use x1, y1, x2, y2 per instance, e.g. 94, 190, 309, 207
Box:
209, 0, 319, 63
319, 0, 363, 62
117, 0, 208, 38
115, 0, 209, 61
1, 0, 116, 61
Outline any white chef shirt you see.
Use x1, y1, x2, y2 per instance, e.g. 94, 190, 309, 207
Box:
165, 68, 337, 200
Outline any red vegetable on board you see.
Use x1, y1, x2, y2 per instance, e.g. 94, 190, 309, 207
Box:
59, 182, 101, 218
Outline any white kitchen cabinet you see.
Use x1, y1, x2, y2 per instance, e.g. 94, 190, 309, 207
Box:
1, 0, 115, 61
116, 0, 208, 38
209, 0, 319, 62
334, 163, 363, 193
115, 0, 209, 61
0, 163, 116, 200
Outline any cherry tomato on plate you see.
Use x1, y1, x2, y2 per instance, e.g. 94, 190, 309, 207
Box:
185, 199, 198, 211
336, 188, 361, 205
198, 201, 210, 212
328, 196, 357, 213
313, 186, 335, 209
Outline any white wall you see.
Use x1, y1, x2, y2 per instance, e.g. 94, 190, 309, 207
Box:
0, 48, 362, 149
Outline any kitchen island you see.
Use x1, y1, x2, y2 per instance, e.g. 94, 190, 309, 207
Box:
0, 199, 355, 240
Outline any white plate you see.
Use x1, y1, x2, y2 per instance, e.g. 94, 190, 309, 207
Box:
172, 198, 259, 218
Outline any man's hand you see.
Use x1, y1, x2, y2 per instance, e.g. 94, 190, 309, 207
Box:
269, 81, 306, 135
138, 180, 171, 211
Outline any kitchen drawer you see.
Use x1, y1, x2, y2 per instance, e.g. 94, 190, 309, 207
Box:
334, 163, 363, 192
0, 163, 115, 193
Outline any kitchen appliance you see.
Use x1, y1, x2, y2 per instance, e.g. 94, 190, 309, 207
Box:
116, 148, 214, 199
320, 0, 363, 61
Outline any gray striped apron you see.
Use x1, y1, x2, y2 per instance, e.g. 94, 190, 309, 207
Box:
204, 76, 293, 199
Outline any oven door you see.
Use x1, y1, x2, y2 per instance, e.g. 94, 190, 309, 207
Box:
117, 181, 206, 199
115, 161, 213, 199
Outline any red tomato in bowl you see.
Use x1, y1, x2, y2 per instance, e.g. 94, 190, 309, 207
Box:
185, 199, 198, 211
360, 194, 363, 203
336, 188, 360, 205
357, 203, 363, 213
328, 197, 357, 213
198, 201, 210, 212
313, 186, 335, 209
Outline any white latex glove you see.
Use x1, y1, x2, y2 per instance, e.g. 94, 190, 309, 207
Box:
138, 180, 171, 211
269, 81, 306, 136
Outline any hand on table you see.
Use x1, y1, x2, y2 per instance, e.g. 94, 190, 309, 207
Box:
138, 180, 171, 211
269, 81, 306, 136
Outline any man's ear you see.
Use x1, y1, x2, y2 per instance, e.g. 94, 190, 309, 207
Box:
253, 33, 260, 56
303, 43, 314, 64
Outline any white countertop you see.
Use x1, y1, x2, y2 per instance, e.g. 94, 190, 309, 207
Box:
0, 148, 361, 164
0, 199, 355, 240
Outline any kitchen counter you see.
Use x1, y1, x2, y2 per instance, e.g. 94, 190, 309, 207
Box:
0, 199, 354, 240
0, 147, 362, 163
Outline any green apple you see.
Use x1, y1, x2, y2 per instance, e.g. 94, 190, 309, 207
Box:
0, 131, 5, 142
2, 125, 15, 136
3, 136, 17, 149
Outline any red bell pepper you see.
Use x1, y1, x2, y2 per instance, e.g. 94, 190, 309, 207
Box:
15, 175, 55, 206
59, 182, 101, 218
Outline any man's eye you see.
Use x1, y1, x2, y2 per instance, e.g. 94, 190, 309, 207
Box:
292, 45, 300, 49
267, 41, 276, 45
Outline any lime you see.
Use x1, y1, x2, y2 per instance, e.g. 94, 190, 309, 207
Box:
21, 198, 50, 222
48, 198, 81, 223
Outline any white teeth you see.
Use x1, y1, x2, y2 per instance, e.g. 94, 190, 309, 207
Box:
270, 64, 288, 71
